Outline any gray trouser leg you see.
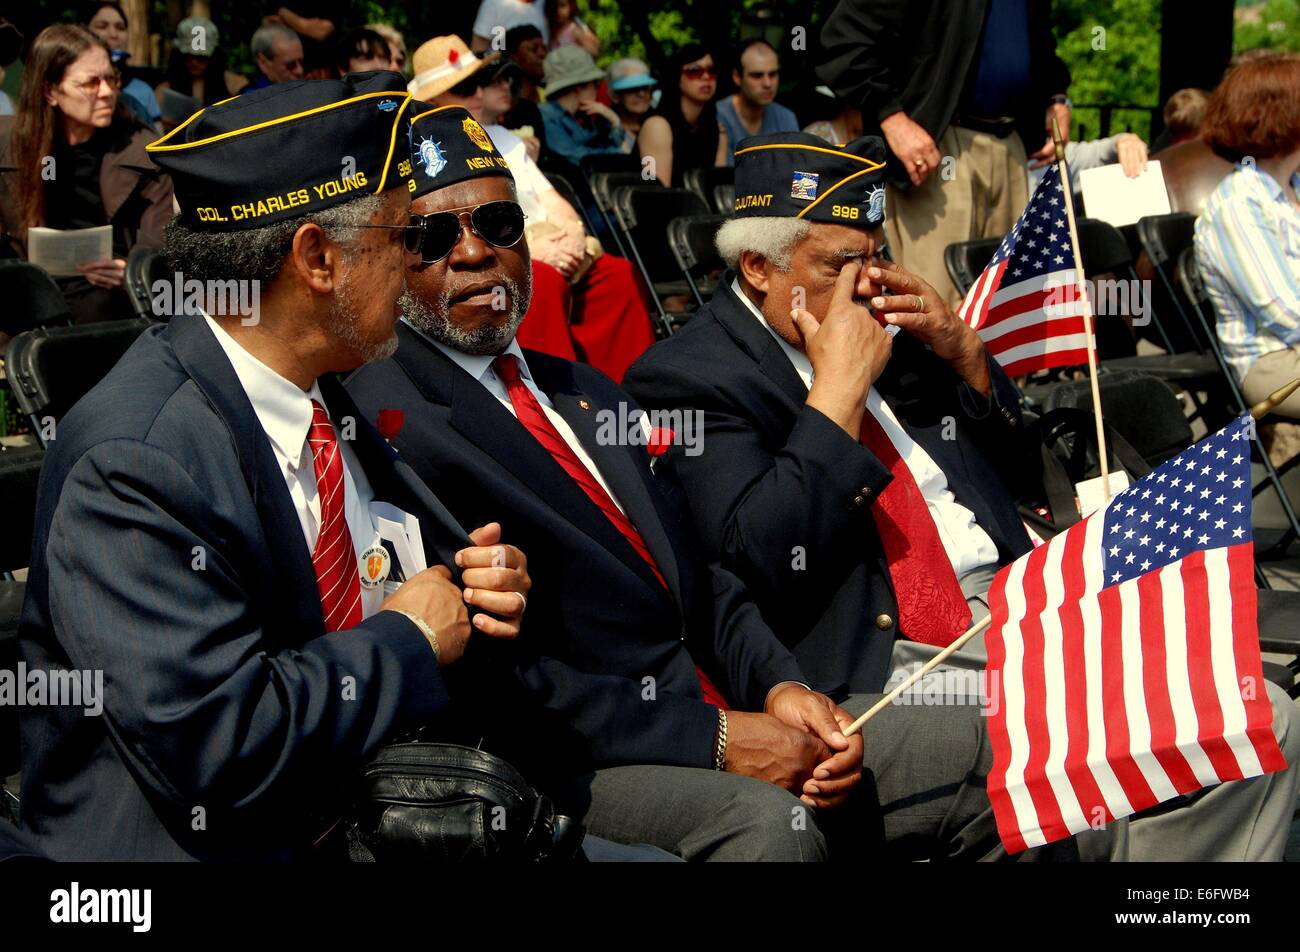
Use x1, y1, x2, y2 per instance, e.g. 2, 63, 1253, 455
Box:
579, 764, 828, 862
836, 692, 1072, 861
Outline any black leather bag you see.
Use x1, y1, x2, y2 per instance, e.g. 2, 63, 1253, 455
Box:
335, 740, 586, 863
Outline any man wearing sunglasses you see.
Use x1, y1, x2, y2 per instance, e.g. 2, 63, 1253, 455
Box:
410, 34, 656, 383
347, 104, 848, 860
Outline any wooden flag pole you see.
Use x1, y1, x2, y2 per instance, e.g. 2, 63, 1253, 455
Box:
843, 614, 993, 736
845, 378, 1300, 737
1052, 116, 1111, 496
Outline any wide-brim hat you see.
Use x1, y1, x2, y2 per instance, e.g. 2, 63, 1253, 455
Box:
541, 46, 606, 98
608, 72, 657, 93
408, 34, 501, 102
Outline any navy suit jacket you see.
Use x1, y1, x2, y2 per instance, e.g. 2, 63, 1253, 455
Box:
18, 314, 478, 861
623, 278, 1036, 696
346, 323, 807, 771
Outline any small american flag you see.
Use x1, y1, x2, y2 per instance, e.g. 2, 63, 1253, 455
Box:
985, 414, 1286, 852
957, 164, 1094, 377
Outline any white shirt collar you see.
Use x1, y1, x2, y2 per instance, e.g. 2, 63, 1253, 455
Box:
730, 277, 815, 389
403, 318, 534, 387
204, 313, 323, 467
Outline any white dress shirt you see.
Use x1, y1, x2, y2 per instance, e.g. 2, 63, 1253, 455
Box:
730, 280, 999, 577
411, 323, 631, 516
205, 315, 386, 619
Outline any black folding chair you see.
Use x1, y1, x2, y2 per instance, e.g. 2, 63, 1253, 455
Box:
666, 214, 727, 310
612, 186, 710, 336
943, 237, 1001, 297
0, 444, 43, 786
1178, 245, 1300, 562
682, 167, 735, 210
711, 183, 736, 216
543, 172, 598, 236
5, 319, 151, 447
586, 170, 652, 259
1134, 213, 1208, 353
124, 246, 174, 322
0, 260, 71, 338
1060, 218, 1223, 411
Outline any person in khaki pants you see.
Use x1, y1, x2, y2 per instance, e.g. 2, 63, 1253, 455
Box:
818, 0, 1071, 307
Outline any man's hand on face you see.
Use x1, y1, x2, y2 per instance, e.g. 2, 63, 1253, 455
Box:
867, 259, 991, 398
766, 684, 863, 809
792, 258, 893, 437
722, 710, 831, 795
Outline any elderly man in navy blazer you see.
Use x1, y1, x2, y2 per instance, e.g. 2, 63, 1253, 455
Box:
346, 105, 1111, 862
16, 75, 532, 860
621, 131, 1300, 860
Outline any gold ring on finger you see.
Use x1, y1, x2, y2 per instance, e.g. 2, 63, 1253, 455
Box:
913, 294, 925, 311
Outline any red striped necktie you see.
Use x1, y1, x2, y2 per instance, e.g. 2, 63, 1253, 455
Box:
308, 399, 362, 633
492, 354, 729, 708
858, 409, 972, 647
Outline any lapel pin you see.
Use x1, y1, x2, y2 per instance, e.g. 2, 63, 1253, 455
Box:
647, 427, 675, 474
376, 408, 405, 442
577, 399, 591, 411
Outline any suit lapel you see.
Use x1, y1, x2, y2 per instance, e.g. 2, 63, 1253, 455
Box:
538, 365, 683, 604
711, 275, 810, 411
392, 325, 671, 597
318, 374, 473, 575
166, 314, 323, 638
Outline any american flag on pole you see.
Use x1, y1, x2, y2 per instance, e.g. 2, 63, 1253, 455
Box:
956, 164, 1094, 377
984, 415, 1286, 852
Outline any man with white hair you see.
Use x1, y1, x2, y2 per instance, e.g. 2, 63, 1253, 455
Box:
624, 131, 1300, 861
249, 22, 304, 88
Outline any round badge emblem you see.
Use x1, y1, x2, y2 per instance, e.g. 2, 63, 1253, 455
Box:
359, 544, 391, 590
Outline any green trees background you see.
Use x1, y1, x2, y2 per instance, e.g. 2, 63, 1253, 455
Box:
17, 0, 1300, 143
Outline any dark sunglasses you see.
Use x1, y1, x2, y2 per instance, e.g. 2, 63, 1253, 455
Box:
412, 200, 527, 263
681, 64, 716, 79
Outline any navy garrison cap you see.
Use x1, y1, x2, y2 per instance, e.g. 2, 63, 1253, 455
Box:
732, 132, 889, 229
146, 71, 414, 231
406, 103, 513, 199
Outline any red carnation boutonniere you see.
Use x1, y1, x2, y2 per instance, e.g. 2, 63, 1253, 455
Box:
646, 426, 675, 473
377, 409, 405, 442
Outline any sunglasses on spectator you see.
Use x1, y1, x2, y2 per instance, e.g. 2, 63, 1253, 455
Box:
66, 71, 121, 95
411, 200, 528, 263
681, 65, 716, 79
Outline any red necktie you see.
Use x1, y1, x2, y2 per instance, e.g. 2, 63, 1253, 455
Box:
859, 409, 972, 647
493, 354, 729, 708
308, 399, 363, 633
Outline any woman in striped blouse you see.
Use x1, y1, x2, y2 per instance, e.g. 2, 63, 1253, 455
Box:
1194, 53, 1300, 415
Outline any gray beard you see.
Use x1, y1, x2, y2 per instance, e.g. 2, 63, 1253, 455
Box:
330, 278, 399, 365
399, 268, 531, 356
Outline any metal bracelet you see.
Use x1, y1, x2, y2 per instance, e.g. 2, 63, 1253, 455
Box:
713, 709, 728, 771
392, 609, 439, 663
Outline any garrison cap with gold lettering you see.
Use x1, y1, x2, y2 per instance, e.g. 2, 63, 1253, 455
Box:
731, 132, 889, 228
405, 103, 513, 199
146, 71, 414, 231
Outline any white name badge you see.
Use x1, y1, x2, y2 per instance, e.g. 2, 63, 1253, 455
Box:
1076, 471, 1132, 519
368, 501, 427, 593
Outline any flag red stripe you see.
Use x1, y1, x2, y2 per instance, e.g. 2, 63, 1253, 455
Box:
1179, 550, 1243, 781
983, 315, 1089, 356
983, 280, 1081, 328
1136, 570, 1201, 790
999, 348, 1092, 378
1014, 544, 1070, 843
1227, 543, 1288, 772
1057, 522, 1112, 828
1097, 584, 1157, 811
984, 564, 1029, 854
